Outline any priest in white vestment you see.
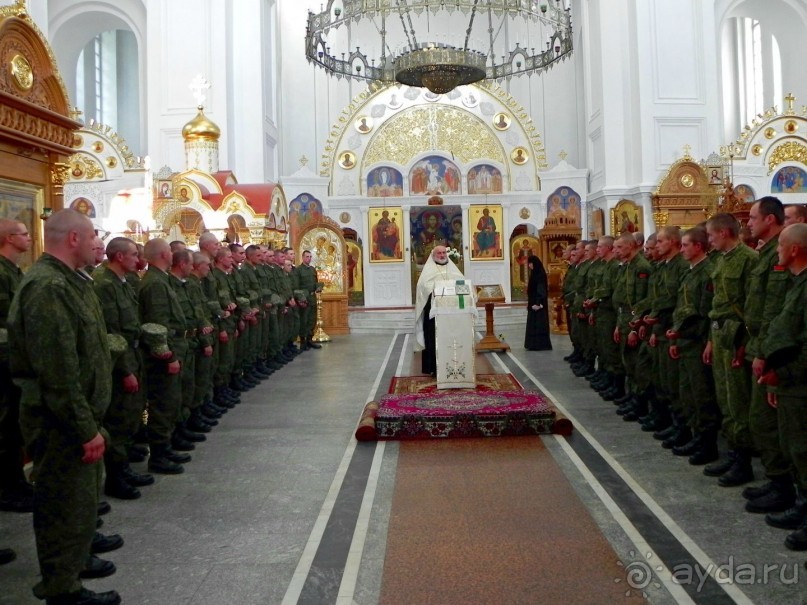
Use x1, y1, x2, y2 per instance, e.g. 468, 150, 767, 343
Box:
414, 245, 465, 375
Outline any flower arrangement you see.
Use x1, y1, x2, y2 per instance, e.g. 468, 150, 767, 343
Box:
446, 247, 462, 263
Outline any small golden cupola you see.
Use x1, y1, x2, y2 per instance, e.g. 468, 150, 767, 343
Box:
182, 105, 220, 172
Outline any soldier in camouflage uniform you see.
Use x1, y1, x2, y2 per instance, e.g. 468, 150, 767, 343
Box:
186, 252, 221, 427
209, 248, 241, 395
703, 212, 758, 486
294, 250, 323, 350
282, 255, 301, 355
642, 227, 688, 433
139, 238, 191, 475
612, 234, 652, 418
168, 249, 209, 451
562, 244, 583, 363
570, 242, 597, 376
759, 223, 807, 550
9, 209, 120, 605
0, 218, 33, 513
666, 228, 720, 465
742, 198, 795, 513
92, 237, 153, 500
242, 245, 274, 376
586, 237, 622, 398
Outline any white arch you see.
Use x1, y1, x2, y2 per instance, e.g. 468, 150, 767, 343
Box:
48, 0, 147, 152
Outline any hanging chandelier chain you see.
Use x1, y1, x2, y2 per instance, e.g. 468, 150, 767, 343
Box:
396, 0, 419, 52
464, 0, 480, 52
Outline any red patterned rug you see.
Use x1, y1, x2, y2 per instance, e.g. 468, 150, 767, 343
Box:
355, 374, 573, 441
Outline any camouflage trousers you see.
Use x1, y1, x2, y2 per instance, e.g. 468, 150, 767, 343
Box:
777, 394, 807, 490
28, 427, 102, 598
712, 339, 752, 449
677, 339, 720, 432
104, 352, 146, 464
749, 379, 790, 479
145, 344, 187, 446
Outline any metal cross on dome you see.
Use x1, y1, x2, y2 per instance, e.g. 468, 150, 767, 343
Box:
189, 75, 211, 107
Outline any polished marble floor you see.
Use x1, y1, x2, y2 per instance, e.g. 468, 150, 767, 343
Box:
1, 327, 805, 604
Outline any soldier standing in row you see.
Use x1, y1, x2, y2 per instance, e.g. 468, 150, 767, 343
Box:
93, 237, 153, 500
294, 250, 322, 350
703, 212, 758, 486
9, 209, 120, 605
139, 238, 190, 475
0, 218, 33, 514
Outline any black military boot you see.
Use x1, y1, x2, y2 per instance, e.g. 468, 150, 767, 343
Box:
148, 445, 185, 475
104, 460, 141, 500
91, 531, 124, 554
623, 394, 649, 422
785, 518, 807, 551
672, 430, 701, 456
765, 491, 807, 530
688, 429, 719, 465
120, 463, 154, 487
745, 475, 796, 513
46, 587, 121, 605
704, 450, 736, 477
662, 425, 692, 449
307, 339, 322, 349
718, 448, 754, 487
79, 555, 116, 579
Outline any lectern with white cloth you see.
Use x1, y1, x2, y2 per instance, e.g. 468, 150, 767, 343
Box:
431, 279, 478, 389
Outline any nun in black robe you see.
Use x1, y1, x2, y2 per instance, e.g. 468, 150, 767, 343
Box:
524, 255, 552, 351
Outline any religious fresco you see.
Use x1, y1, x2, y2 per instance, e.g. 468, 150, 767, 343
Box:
410, 204, 463, 302
469, 205, 503, 260
410, 205, 463, 268
611, 199, 643, 235
772, 166, 807, 193
467, 164, 503, 195
545, 187, 581, 226
299, 227, 345, 294
289, 194, 323, 248
368, 207, 403, 262
367, 167, 404, 197
590, 208, 605, 239
345, 239, 365, 306
510, 234, 541, 301
0, 178, 43, 270
409, 156, 461, 196
735, 184, 755, 204
69, 197, 96, 218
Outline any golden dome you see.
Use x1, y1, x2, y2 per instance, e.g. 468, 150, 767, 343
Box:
182, 106, 221, 141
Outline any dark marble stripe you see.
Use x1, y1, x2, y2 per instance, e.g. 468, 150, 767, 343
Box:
502, 356, 737, 605
297, 333, 404, 604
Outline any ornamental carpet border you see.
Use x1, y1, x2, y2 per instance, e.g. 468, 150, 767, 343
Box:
355, 375, 573, 441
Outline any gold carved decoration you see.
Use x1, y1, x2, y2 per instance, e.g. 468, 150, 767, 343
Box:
767, 141, 807, 174
106, 156, 117, 168
651, 156, 718, 229
85, 122, 143, 169
764, 127, 775, 139
785, 120, 798, 134
751, 144, 763, 156
321, 80, 546, 177
66, 154, 104, 181
364, 104, 506, 168
10, 53, 33, 90
92, 141, 104, 153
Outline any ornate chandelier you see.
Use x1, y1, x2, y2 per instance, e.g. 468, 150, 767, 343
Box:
305, 0, 573, 95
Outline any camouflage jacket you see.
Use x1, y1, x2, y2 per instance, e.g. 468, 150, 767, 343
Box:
9, 254, 112, 446
93, 265, 141, 376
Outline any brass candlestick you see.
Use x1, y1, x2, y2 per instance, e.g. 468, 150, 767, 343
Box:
311, 291, 330, 342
